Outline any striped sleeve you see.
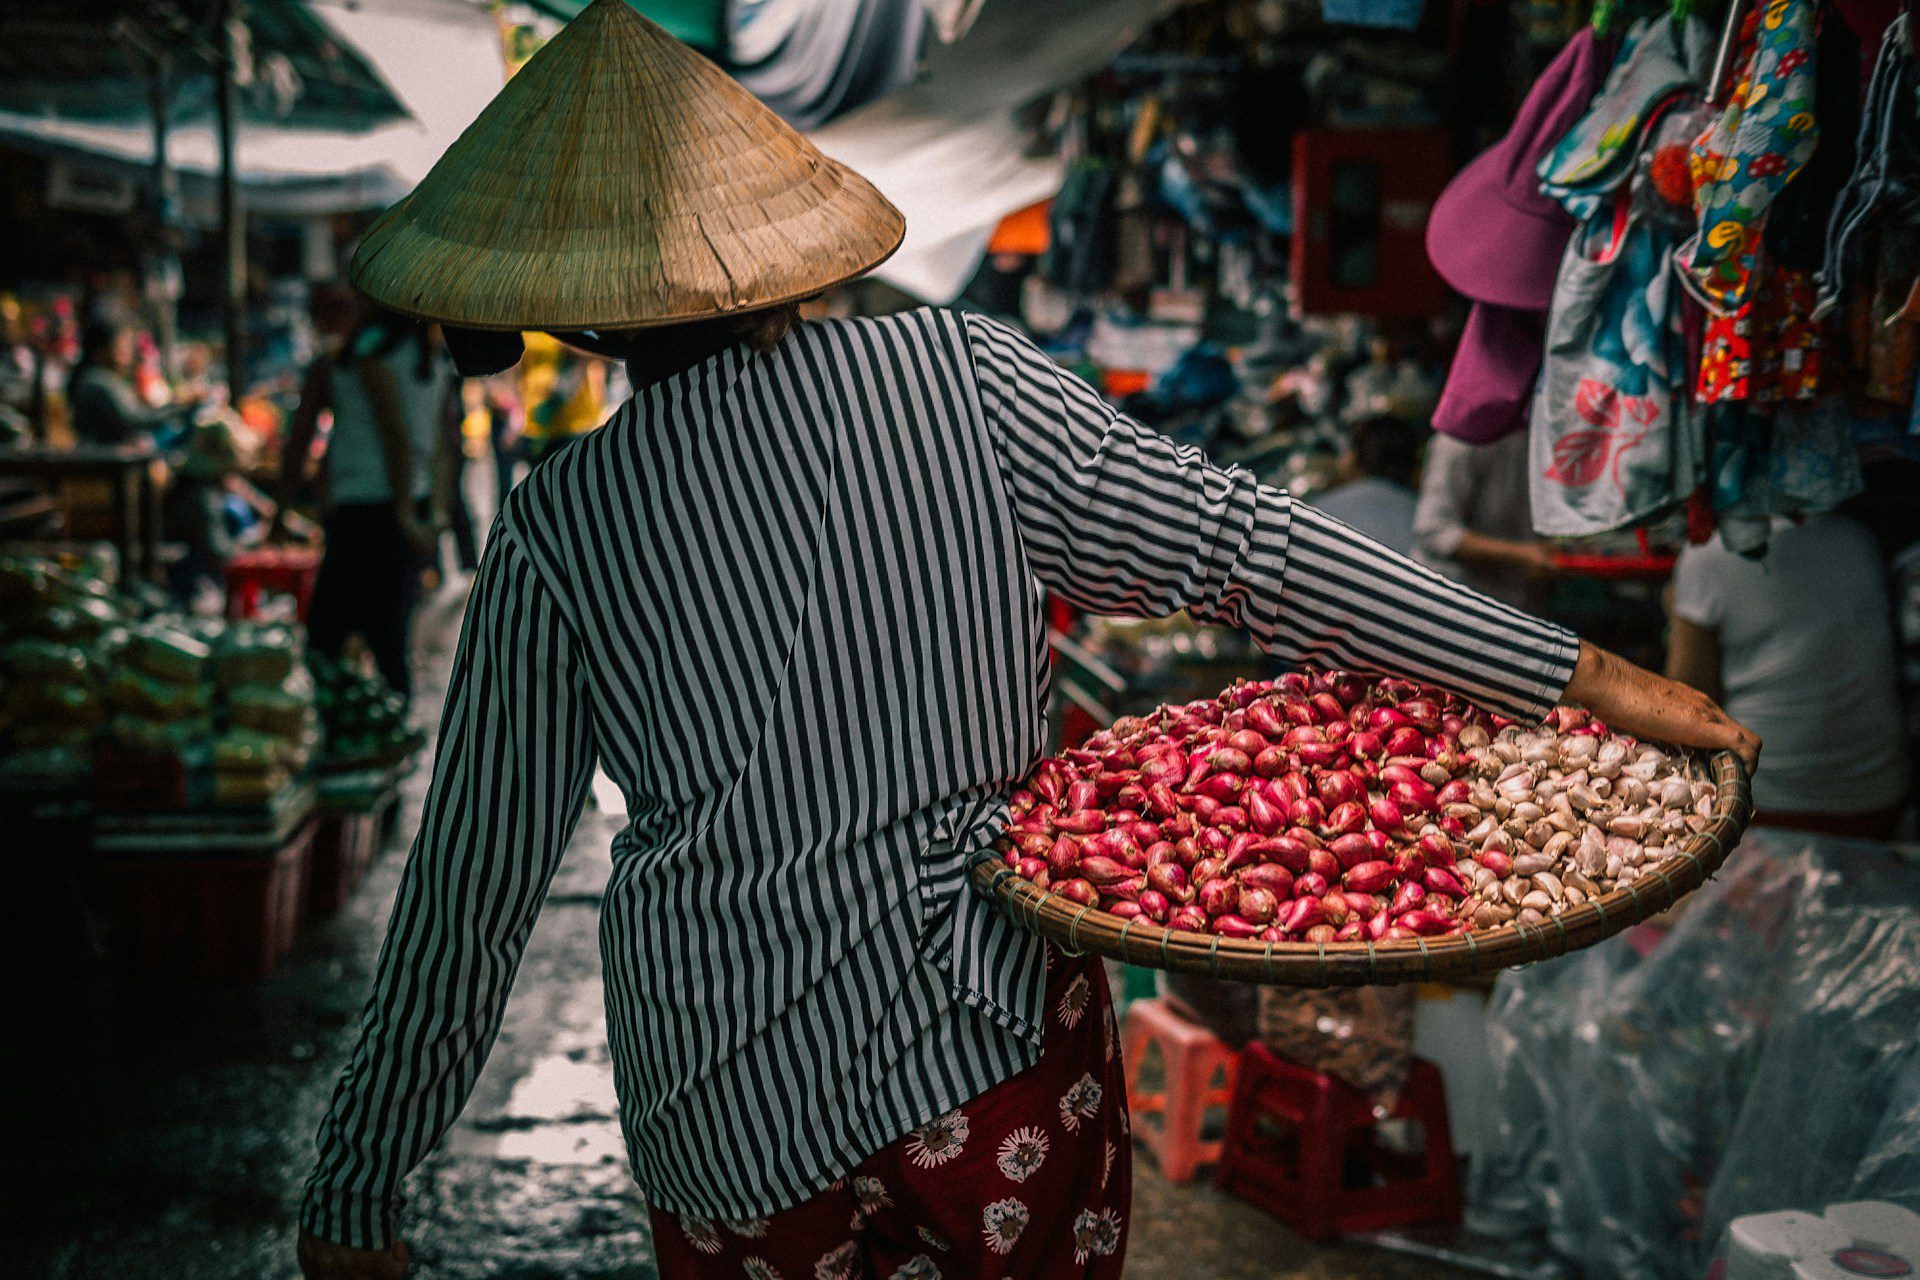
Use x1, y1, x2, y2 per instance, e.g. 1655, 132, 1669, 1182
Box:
300, 522, 598, 1249
962, 312, 1579, 722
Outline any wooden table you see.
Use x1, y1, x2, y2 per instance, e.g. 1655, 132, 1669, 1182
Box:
0, 443, 163, 581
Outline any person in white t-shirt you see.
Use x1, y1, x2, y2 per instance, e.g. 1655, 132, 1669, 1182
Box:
1667, 514, 1909, 837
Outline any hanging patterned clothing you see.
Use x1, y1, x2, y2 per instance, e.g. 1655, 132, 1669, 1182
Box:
1695, 266, 1823, 402
1677, 0, 1821, 314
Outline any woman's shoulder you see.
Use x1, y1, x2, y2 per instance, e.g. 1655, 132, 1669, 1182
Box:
799, 306, 973, 355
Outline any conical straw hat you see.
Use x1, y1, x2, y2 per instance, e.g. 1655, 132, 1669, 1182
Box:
350, 0, 905, 331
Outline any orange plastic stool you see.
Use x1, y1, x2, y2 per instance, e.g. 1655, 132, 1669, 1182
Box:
1122, 997, 1240, 1183
1216, 1042, 1462, 1242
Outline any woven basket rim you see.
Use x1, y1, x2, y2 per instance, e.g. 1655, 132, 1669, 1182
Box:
970, 749, 1752, 986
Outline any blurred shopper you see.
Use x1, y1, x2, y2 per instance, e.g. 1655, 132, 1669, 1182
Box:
1668, 514, 1909, 837
0, 295, 47, 441
163, 418, 273, 609
516, 330, 606, 466
1312, 415, 1424, 555
1413, 429, 1558, 609
68, 320, 197, 449
283, 306, 452, 702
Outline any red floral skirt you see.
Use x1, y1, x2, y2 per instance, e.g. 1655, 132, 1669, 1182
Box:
649, 949, 1130, 1280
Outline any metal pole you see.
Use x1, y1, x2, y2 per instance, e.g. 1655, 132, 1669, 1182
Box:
215, 0, 246, 397
146, 47, 180, 377
1705, 0, 1747, 108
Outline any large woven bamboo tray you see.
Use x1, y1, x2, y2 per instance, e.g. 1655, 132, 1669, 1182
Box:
969, 751, 1751, 986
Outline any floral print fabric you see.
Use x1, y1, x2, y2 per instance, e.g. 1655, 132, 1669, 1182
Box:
647, 950, 1129, 1280
1696, 266, 1823, 402
1678, 0, 1820, 313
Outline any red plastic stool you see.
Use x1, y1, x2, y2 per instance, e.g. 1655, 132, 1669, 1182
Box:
1122, 997, 1240, 1183
1216, 1042, 1461, 1241
225, 546, 322, 621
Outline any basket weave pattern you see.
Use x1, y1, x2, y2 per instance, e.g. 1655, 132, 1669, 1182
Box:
970, 751, 1751, 986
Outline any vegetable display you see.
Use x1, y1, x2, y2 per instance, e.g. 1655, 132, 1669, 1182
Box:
999, 669, 1718, 944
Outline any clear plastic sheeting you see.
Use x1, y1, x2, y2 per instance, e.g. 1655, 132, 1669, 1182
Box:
1467, 832, 1920, 1279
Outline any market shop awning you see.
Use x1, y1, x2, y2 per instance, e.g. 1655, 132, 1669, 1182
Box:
0, 0, 503, 218
0, 0, 405, 134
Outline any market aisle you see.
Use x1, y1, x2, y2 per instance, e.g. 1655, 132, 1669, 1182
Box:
6, 573, 656, 1280
8, 573, 1473, 1280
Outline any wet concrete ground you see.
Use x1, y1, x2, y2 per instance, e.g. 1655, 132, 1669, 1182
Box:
5, 580, 1475, 1280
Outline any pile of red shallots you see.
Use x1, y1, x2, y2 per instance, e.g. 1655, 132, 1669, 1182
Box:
999, 669, 1718, 944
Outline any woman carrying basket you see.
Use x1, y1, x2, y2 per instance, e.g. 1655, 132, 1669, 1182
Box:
297, 5, 1757, 1278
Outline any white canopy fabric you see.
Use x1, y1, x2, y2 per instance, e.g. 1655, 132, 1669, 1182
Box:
810, 0, 1180, 303
0, 0, 503, 217
0, 0, 1175, 298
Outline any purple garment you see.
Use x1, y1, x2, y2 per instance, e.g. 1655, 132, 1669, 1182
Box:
1428, 27, 1613, 310
1432, 302, 1545, 444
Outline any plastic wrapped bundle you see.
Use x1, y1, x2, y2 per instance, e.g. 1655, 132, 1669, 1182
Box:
1467, 831, 1920, 1280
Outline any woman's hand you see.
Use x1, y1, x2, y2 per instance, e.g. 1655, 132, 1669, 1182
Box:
1562, 640, 1760, 773
297, 1230, 409, 1279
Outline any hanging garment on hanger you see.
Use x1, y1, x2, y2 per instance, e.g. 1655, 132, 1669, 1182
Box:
1530, 190, 1707, 535
1815, 13, 1920, 316
1432, 303, 1549, 444
1040, 157, 1119, 296
1696, 265, 1823, 401
1709, 399, 1864, 546
1676, 0, 1821, 314
1428, 25, 1615, 311
1538, 14, 1715, 223
1768, 11, 1864, 272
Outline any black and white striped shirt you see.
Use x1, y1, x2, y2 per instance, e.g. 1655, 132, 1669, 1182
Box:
303, 309, 1579, 1246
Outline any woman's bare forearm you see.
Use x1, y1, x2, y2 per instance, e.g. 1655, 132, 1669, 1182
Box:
1563, 640, 1759, 770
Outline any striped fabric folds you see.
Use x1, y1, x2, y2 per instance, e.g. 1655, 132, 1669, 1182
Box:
303, 309, 1579, 1248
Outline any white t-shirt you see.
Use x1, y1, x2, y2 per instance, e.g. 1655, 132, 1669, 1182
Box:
326, 330, 449, 505
1671, 515, 1909, 814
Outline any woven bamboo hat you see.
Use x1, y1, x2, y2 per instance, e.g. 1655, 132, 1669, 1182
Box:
349, 0, 904, 332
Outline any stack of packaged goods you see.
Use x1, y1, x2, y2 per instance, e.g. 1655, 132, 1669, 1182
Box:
0, 553, 327, 813
101, 621, 216, 809
0, 554, 136, 800
310, 654, 425, 774
212, 624, 319, 808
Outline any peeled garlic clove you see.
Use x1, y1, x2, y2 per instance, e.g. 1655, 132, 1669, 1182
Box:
1512, 851, 1554, 877
1608, 813, 1646, 839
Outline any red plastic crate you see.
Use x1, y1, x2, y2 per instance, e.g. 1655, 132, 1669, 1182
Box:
305, 805, 388, 917
225, 545, 322, 621
97, 820, 314, 979
1217, 1043, 1462, 1241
